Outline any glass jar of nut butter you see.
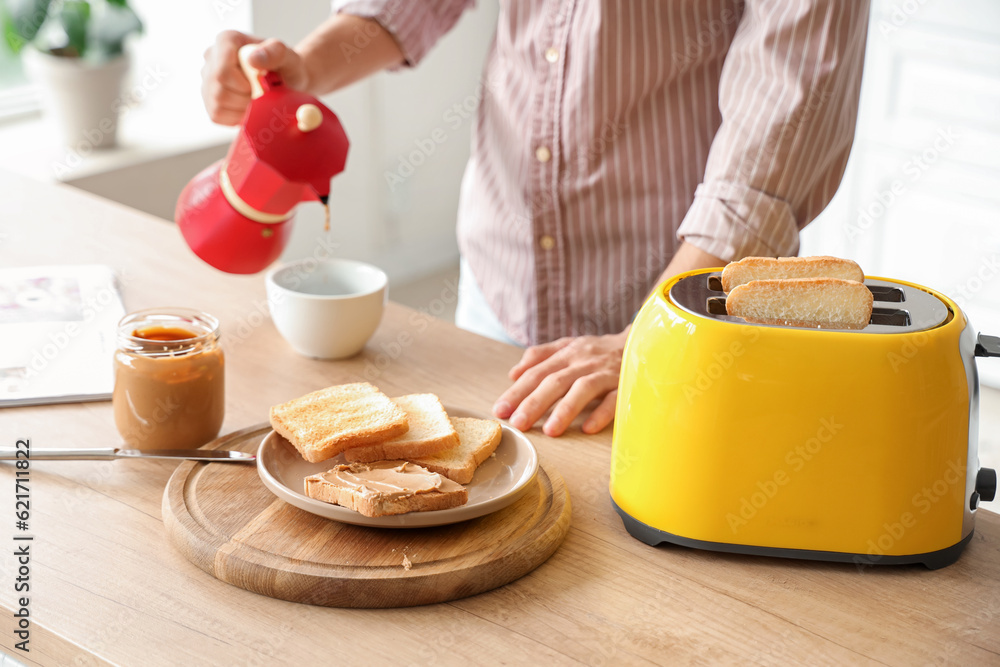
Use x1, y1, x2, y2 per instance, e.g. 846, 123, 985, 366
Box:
113, 308, 225, 450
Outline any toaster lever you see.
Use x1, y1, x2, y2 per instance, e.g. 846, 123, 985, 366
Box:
975, 334, 1000, 358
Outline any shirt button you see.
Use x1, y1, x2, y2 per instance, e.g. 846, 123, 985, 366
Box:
539, 235, 556, 250
544, 47, 559, 63
535, 146, 552, 163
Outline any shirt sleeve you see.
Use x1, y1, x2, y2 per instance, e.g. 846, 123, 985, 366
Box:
677, 0, 870, 261
332, 0, 474, 68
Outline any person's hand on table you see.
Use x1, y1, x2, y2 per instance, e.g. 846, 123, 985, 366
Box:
201, 31, 308, 126
492, 327, 630, 437
491, 242, 727, 437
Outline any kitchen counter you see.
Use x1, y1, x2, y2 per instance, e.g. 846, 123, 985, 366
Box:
1, 172, 998, 666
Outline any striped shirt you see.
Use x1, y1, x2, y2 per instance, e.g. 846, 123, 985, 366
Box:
335, 0, 871, 345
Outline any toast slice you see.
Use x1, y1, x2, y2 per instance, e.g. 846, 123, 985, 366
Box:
725, 278, 873, 329
270, 383, 409, 463
408, 417, 503, 484
304, 461, 468, 517
343, 394, 459, 463
721, 256, 864, 293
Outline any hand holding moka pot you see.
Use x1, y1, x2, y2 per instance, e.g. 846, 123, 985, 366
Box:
176, 45, 350, 274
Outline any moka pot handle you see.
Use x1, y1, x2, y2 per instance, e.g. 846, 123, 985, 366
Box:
238, 44, 281, 99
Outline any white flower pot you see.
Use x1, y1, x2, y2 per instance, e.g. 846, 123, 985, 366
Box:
22, 48, 130, 150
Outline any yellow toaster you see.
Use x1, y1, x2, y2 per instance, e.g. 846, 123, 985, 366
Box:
610, 268, 998, 569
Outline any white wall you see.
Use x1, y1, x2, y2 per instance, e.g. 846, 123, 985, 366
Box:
800, 0, 1000, 386
257, 1, 500, 282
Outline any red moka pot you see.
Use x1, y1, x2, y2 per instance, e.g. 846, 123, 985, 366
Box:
176, 46, 350, 274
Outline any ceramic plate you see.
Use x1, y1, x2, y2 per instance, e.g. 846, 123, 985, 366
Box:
256, 406, 539, 528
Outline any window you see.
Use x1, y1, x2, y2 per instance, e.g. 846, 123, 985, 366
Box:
0, 42, 27, 87
0, 0, 251, 124
0, 34, 39, 120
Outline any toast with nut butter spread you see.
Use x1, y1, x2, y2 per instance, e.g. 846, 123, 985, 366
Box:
304, 461, 468, 517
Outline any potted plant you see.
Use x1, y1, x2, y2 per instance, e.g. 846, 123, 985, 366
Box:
2, 0, 142, 149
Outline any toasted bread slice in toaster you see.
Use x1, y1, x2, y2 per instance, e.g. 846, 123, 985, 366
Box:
725, 278, 873, 329
721, 256, 864, 293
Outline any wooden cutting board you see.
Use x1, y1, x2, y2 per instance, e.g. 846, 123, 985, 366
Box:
162, 424, 571, 608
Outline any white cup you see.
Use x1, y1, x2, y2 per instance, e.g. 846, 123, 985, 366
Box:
265, 259, 388, 359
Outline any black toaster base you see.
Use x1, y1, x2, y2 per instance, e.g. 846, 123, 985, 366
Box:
612, 498, 974, 570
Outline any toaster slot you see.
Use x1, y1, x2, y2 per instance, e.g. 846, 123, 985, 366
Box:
870, 308, 911, 326
671, 273, 948, 333
868, 285, 905, 303
706, 300, 912, 326
706, 276, 905, 304
706, 297, 728, 315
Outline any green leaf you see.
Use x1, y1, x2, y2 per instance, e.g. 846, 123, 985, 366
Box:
1, 9, 26, 54
1, 0, 53, 53
59, 0, 90, 58
105, 0, 127, 6
88, 1, 141, 59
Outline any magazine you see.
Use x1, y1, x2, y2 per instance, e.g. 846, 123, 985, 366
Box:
0, 265, 125, 407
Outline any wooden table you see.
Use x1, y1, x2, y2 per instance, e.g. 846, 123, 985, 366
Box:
1, 171, 998, 666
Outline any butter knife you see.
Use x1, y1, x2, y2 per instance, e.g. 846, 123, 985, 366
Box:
0, 447, 255, 462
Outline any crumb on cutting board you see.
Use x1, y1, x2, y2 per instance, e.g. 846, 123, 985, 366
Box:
402, 554, 413, 571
